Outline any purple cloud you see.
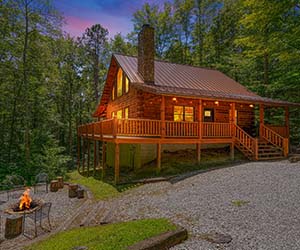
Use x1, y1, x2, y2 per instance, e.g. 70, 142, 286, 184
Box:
54, 0, 163, 37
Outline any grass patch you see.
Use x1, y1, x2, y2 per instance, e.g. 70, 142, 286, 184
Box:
231, 200, 250, 207
67, 171, 120, 200
26, 219, 176, 250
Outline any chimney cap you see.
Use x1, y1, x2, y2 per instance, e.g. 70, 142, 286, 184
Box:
142, 23, 153, 29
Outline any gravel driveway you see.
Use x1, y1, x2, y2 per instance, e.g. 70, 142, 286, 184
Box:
109, 160, 300, 250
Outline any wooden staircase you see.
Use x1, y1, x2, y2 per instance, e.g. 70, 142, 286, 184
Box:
257, 139, 284, 160
233, 124, 288, 161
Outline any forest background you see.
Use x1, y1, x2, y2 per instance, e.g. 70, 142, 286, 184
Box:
1, 0, 299, 182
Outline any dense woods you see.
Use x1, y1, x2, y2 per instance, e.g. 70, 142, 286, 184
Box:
0, 0, 299, 182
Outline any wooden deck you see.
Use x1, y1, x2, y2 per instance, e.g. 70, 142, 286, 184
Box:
77, 118, 289, 184
78, 118, 233, 141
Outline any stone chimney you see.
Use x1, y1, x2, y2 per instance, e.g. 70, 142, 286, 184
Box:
138, 24, 155, 84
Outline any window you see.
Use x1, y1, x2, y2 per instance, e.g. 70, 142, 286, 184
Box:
112, 112, 115, 118
125, 77, 129, 93
117, 68, 123, 97
185, 107, 194, 122
204, 108, 214, 122
204, 110, 212, 117
117, 110, 122, 119
124, 107, 129, 119
174, 106, 194, 122
174, 106, 184, 121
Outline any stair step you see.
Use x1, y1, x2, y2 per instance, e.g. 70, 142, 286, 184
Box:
257, 156, 285, 160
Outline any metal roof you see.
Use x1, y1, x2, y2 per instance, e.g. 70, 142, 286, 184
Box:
114, 54, 299, 107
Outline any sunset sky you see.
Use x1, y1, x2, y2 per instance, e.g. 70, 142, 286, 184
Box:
53, 0, 162, 38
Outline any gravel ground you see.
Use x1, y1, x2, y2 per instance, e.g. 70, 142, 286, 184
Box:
108, 160, 300, 250
0, 186, 84, 250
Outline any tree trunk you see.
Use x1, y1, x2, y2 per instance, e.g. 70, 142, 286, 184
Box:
93, 54, 99, 102
263, 51, 269, 86
23, 0, 30, 163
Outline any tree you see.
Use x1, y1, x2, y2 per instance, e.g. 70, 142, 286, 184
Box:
78, 24, 109, 103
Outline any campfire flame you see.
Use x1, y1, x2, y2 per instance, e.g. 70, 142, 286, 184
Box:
19, 188, 32, 210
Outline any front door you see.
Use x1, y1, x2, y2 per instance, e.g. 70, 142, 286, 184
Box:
204, 108, 214, 122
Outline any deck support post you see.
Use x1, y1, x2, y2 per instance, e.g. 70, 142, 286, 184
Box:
157, 143, 161, 173
102, 142, 106, 179
82, 138, 85, 174
87, 139, 90, 177
93, 140, 97, 176
77, 135, 81, 173
259, 104, 264, 138
114, 143, 120, 184
230, 142, 235, 160
196, 143, 201, 163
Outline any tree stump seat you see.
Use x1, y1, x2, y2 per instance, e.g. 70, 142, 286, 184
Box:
50, 180, 59, 192
68, 184, 78, 198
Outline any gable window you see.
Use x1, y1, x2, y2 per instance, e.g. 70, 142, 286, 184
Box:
125, 76, 129, 93
174, 106, 194, 122
112, 86, 115, 101
124, 107, 129, 119
117, 68, 123, 97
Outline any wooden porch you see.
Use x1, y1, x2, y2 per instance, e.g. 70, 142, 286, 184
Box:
77, 115, 289, 184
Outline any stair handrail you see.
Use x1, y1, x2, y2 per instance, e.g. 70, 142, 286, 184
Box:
233, 124, 257, 158
261, 124, 285, 151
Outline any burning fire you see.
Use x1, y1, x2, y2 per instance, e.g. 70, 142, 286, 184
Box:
19, 188, 32, 210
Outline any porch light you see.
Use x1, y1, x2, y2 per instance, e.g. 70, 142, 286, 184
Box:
214, 101, 219, 105
249, 104, 254, 108
172, 97, 177, 102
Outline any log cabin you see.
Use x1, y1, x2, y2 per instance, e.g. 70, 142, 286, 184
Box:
77, 24, 300, 184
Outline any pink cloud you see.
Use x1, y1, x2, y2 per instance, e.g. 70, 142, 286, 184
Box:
63, 14, 132, 38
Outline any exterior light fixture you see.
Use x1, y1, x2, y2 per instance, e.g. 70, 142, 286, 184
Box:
172, 97, 177, 101
249, 104, 254, 108
214, 101, 219, 105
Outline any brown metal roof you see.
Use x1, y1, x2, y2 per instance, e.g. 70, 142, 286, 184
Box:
114, 54, 299, 107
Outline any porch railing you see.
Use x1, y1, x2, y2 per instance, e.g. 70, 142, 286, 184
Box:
261, 124, 289, 156
117, 118, 161, 136
78, 118, 233, 138
202, 122, 231, 137
265, 125, 288, 138
233, 124, 257, 159
165, 121, 198, 137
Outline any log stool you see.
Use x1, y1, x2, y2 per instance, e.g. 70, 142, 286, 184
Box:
57, 176, 64, 189
5, 215, 24, 239
77, 188, 84, 199
50, 180, 59, 192
68, 184, 78, 198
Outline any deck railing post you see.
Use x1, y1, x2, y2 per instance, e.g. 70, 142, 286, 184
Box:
253, 138, 258, 160
283, 138, 289, 157
198, 100, 202, 139
113, 117, 118, 138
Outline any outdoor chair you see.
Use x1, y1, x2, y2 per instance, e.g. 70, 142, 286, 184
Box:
33, 173, 49, 193
24, 202, 52, 238
3, 175, 25, 200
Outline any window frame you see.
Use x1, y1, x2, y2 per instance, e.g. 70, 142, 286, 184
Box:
117, 68, 123, 97
173, 105, 194, 122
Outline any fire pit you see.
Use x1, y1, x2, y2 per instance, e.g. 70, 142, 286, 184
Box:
5, 188, 44, 215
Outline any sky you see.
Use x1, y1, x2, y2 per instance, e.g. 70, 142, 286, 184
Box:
53, 0, 162, 38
